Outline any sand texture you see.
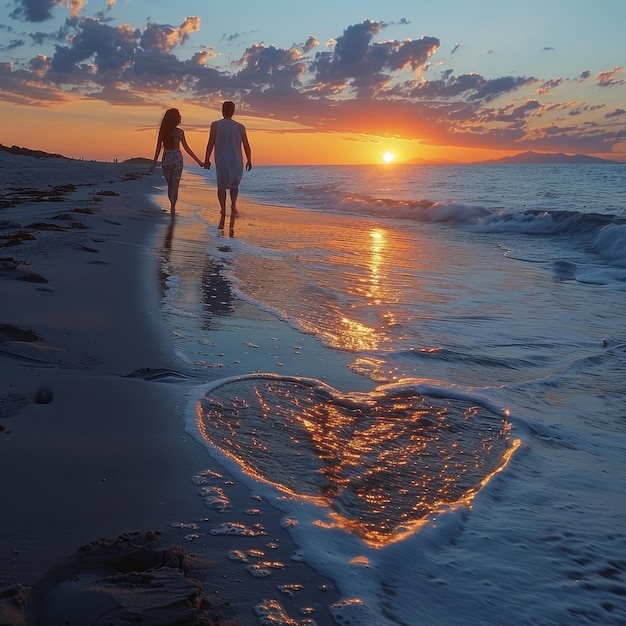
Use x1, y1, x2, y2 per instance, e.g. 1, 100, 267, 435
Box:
0, 153, 340, 625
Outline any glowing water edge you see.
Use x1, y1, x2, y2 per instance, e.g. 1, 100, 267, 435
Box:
158, 163, 626, 626
196, 373, 518, 546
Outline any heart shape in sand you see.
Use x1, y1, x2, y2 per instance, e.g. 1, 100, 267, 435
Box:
197, 374, 516, 546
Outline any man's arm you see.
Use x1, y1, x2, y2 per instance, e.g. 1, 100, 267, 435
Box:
241, 125, 252, 171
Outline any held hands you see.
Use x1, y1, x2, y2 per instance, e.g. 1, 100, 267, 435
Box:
193, 161, 250, 171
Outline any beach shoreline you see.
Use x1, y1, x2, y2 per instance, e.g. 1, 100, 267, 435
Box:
0, 154, 342, 624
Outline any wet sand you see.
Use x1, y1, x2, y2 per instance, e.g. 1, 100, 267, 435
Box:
0, 152, 341, 625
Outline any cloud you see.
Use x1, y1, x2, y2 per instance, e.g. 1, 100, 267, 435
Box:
311, 20, 439, 96
10, 0, 84, 22
94, 0, 115, 21
1, 13, 624, 156
0, 60, 68, 104
190, 48, 218, 66
450, 74, 536, 102
5, 38, 26, 50
141, 17, 201, 54
404, 73, 536, 103
10, 0, 60, 22
596, 66, 625, 87
29, 52, 49, 76
178, 16, 201, 44
567, 103, 604, 117
302, 36, 319, 53
234, 43, 306, 94
42, 15, 201, 83
493, 99, 542, 122
480, 76, 538, 101
49, 18, 140, 74
29, 23, 72, 46
67, 0, 85, 19
605, 108, 626, 119
536, 78, 563, 95
83, 82, 149, 105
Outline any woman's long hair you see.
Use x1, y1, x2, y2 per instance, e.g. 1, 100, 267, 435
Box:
158, 108, 180, 150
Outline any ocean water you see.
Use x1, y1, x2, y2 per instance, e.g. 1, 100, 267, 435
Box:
155, 163, 626, 625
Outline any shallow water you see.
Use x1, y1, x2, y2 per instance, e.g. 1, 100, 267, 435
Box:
155, 163, 626, 625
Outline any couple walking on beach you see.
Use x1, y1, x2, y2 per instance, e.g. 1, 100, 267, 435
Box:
150, 101, 252, 224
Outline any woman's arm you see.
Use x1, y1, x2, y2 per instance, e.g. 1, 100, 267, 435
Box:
150, 136, 163, 172
178, 129, 203, 166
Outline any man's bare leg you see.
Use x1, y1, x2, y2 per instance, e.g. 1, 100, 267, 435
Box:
217, 188, 227, 228
217, 188, 228, 212
230, 187, 239, 216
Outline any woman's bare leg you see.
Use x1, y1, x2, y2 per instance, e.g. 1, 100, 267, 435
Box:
168, 179, 180, 213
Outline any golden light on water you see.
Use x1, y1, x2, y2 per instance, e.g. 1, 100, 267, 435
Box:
320, 228, 391, 352
332, 436, 522, 547
367, 229, 384, 303
332, 316, 376, 351
196, 377, 520, 548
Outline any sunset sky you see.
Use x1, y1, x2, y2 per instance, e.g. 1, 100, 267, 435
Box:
1, 0, 625, 164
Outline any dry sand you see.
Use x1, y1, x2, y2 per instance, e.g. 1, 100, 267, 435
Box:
0, 152, 342, 625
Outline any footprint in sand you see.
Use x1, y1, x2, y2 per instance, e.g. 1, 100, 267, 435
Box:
67, 242, 99, 253
0, 258, 48, 283
0, 323, 41, 343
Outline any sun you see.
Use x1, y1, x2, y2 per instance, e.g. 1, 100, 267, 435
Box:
382, 151, 395, 164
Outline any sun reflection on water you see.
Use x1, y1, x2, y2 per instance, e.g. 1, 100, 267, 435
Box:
366, 229, 384, 303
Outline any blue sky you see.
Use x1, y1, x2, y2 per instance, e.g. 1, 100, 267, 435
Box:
1, 0, 625, 162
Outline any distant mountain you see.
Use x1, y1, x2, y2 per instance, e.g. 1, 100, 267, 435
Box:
123, 157, 152, 164
0, 143, 69, 160
483, 151, 619, 164
0, 144, 153, 164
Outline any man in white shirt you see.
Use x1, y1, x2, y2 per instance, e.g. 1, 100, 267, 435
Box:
204, 101, 252, 227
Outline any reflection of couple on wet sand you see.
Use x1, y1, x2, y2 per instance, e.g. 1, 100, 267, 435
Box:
151, 101, 252, 231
